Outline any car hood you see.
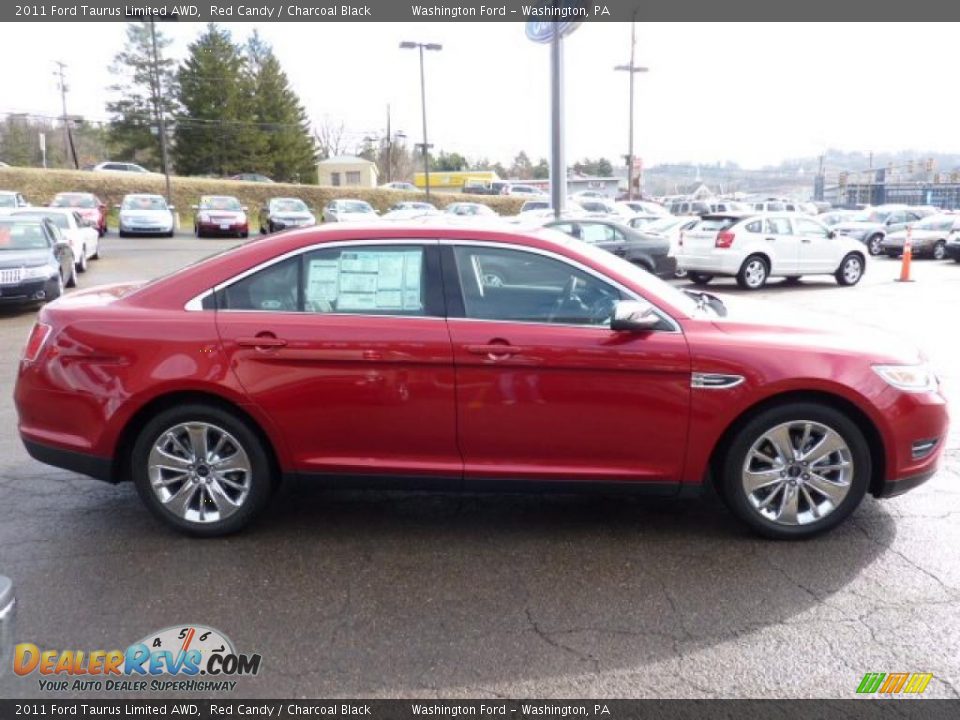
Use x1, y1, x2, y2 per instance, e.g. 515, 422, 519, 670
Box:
834, 221, 881, 233
0, 249, 55, 267
707, 295, 922, 365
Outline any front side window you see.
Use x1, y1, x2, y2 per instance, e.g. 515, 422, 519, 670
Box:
794, 218, 829, 238
579, 223, 617, 244
452, 246, 621, 326
218, 246, 427, 316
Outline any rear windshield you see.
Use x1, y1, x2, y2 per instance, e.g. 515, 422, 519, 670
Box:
343, 201, 374, 213
52, 194, 96, 208
695, 216, 740, 232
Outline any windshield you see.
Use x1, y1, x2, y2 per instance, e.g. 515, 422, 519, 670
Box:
15, 212, 68, 229
0, 221, 50, 250
343, 201, 374, 213
0, 195, 16, 208
200, 196, 242, 211
52, 194, 96, 208
271, 199, 308, 213
123, 196, 167, 211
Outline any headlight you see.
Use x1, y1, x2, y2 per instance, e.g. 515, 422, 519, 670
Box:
873, 364, 938, 393
22, 265, 56, 280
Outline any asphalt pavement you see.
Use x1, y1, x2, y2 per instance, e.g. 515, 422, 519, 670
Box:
0, 232, 958, 699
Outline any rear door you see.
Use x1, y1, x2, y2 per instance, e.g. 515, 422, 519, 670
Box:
214, 240, 461, 480
763, 216, 801, 275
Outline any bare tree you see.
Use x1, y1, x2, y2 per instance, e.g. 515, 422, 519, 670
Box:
313, 117, 347, 160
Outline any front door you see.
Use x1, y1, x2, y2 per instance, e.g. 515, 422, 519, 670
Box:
793, 216, 840, 274
442, 243, 691, 485
215, 241, 461, 479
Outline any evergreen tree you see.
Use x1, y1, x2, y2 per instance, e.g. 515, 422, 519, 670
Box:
532, 158, 550, 179
173, 24, 259, 177
246, 31, 317, 183
105, 22, 177, 169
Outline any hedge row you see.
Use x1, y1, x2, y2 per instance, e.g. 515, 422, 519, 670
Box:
0, 167, 525, 217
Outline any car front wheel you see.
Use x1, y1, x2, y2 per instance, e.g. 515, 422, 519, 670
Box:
867, 234, 883, 256
932, 241, 946, 260
835, 253, 864, 286
720, 402, 870, 539
131, 404, 275, 536
76, 247, 88, 273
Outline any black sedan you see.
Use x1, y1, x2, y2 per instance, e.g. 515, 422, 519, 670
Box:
0, 217, 75, 306
544, 218, 676, 278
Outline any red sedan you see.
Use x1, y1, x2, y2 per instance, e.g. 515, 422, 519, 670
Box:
193, 195, 249, 238
49, 192, 107, 237
14, 223, 948, 538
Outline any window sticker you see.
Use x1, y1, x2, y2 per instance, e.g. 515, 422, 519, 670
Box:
305, 249, 423, 313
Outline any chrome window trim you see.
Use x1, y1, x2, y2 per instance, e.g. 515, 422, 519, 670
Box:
182, 236, 682, 333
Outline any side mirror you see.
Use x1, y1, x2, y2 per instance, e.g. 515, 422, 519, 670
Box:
168, 205, 175, 211
610, 300, 660, 332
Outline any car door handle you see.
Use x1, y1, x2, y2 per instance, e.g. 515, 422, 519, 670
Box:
765, 237, 776, 242
237, 335, 288, 349
801, 238, 812, 243
465, 344, 524, 356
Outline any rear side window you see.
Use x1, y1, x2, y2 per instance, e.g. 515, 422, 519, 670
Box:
697, 217, 739, 232
745, 220, 763, 233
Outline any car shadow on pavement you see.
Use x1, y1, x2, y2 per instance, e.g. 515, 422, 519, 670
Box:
0, 471, 896, 698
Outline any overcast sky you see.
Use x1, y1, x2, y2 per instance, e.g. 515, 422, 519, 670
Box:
2, 22, 955, 169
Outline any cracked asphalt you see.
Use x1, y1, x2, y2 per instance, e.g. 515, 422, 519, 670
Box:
0, 233, 957, 699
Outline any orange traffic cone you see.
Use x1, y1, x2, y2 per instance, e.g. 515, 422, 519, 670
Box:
896, 225, 914, 282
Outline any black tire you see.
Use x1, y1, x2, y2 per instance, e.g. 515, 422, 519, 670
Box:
835, 252, 864, 286
784, 276, 802, 284
687, 272, 713, 286
886, 251, 902, 259
65, 265, 77, 288
118, 230, 128, 239
932, 240, 946, 260
195, 226, 203, 239
736, 254, 768, 290
719, 402, 871, 539
260, 224, 267, 235
240, 231, 249, 239
867, 234, 884, 256
91, 242, 100, 260
167, 230, 175, 238
131, 403, 275, 537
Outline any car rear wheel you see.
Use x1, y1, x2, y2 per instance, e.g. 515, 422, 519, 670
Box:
719, 402, 870, 539
736, 255, 768, 290
75, 247, 88, 273
687, 272, 713, 286
867, 234, 884, 256
65, 264, 77, 288
132, 404, 275, 536
932, 241, 946, 260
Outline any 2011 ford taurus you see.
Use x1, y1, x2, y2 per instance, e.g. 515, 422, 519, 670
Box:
14, 224, 948, 538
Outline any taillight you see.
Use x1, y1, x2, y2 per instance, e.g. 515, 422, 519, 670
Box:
23, 323, 52, 362
716, 231, 736, 248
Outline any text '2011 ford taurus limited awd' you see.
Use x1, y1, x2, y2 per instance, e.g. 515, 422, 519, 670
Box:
14, 224, 949, 538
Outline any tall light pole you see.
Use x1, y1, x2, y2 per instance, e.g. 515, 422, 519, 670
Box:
400, 41, 442, 200
614, 13, 647, 201
149, 19, 172, 204
53, 61, 77, 169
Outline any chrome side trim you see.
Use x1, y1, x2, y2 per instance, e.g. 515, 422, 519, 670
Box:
691, 372, 745, 389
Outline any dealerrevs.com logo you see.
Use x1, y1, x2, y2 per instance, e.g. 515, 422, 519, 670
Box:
13, 624, 262, 693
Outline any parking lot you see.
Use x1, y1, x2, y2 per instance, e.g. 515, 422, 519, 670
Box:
0, 231, 958, 699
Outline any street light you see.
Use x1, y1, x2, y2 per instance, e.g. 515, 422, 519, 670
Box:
614, 14, 648, 201
400, 41, 442, 199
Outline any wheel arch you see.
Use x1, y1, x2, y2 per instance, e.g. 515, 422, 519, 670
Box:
111, 390, 283, 486
705, 389, 886, 497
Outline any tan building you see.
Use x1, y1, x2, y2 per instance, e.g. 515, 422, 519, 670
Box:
317, 155, 379, 188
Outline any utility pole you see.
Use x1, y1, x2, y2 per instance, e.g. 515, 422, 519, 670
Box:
149, 19, 172, 204
614, 11, 648, 201
54, 61, 76, 169
386, 104, 392, 184
400, 41, 442, 200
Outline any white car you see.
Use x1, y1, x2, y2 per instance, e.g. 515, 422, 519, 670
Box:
616, 200, 669, 217
381, 201, 439, 220
678, 213, 867, 290
93, 161, 151, 174
10, 208, 100, 273
323, 199, 379, 223
504, 184, 546, 197
117, 194, 175, 237
444, 202, 499, 218
380, 182, 421, 192
0, 191, 29, 214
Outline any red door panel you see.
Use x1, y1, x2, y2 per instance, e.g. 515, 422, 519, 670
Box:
217, 313, 460, 477
448, 319, 692, 482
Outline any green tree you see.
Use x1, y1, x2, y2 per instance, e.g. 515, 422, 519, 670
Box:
509, 151, 533, 180
246, 30, 317, 183
532, 157, 549, 179
432, 150, 468, 172
105, 22, 178, 169
173, 24, 259, 177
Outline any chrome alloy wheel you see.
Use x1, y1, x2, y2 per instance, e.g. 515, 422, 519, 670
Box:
743, 258, 767, 288
842, 255, 863, 284
147, 422, 252, 524
741, 420, 854, 526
